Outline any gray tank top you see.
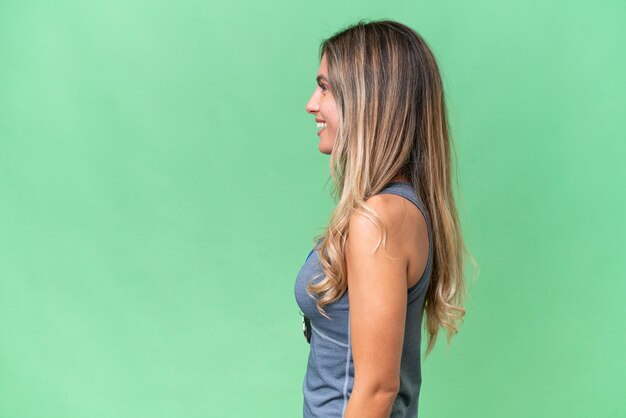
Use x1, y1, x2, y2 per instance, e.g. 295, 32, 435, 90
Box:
294, 181, 433, 418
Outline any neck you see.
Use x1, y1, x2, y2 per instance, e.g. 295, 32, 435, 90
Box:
390, 176, 410, 183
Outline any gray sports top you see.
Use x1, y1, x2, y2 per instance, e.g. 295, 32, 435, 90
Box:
294, 181, 433, 418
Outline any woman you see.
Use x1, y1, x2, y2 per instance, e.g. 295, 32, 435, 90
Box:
294, 19, 476, 418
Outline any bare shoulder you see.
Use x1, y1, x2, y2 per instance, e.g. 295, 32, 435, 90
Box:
347, 193, 416, 259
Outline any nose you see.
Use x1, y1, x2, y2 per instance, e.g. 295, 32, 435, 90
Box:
305, 91, 319, 115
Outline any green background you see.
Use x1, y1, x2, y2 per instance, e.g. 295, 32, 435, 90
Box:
1, 1, 624, 417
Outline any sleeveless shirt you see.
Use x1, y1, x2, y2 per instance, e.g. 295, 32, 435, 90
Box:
293, 181, 433, 418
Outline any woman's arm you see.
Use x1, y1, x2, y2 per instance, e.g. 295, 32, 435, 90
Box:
343, 194, 410, 418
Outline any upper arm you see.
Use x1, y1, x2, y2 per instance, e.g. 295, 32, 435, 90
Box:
346, 194, 410, 394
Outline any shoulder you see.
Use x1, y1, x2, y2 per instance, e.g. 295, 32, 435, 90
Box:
349, 193, 413, 236
347, 193, 413, 258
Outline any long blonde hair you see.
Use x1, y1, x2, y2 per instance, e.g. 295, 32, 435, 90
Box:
306, 18, 478, 357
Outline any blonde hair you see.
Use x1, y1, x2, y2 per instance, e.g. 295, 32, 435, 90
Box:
306, 18, 478, 357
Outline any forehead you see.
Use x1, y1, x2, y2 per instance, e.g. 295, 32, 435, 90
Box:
318, 53, 328, 76
320, 53, 328, 68
317, 54, 328, 81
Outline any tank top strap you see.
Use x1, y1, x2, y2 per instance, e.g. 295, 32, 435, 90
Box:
377, 181, 430, 221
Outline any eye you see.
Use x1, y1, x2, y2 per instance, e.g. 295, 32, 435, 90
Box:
318, 83, 328, 93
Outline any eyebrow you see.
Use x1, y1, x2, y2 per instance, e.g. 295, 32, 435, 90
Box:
316, 75, 329, 83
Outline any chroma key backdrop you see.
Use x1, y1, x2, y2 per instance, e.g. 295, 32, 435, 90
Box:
0, 1, 624, 417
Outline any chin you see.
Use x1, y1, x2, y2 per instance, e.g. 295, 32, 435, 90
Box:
318, 141, 333, 155
318, 137, 333, 154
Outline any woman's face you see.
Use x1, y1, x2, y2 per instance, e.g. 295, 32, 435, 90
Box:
305, 53, 338, 155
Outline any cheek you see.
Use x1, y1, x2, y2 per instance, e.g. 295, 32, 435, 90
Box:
329, 109, 338, 129
330, 119, 338, 132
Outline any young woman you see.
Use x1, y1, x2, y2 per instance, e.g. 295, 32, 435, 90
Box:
294, 19, 476, 418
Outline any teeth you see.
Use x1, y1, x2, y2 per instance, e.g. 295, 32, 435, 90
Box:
316, 122, 327, 128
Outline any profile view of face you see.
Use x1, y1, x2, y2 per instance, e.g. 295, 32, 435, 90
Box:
305, 53, 338, 155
